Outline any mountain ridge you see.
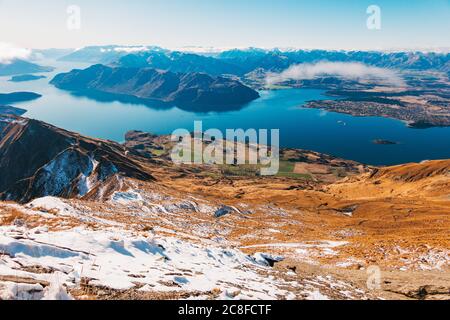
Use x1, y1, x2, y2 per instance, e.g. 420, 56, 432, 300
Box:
0, 115, 154, 203
50, 64, 260, 110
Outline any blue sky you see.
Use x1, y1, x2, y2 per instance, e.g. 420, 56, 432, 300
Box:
0, 0, 449, 50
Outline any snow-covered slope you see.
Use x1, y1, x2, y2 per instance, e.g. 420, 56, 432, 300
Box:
0, 191, 378, 301
0, 225, 293, 300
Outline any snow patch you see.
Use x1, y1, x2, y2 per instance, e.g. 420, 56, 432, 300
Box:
0, 282, 44, 300
305, 289, 330, 300
26, 197, 78, 216
111, 191, 143, 205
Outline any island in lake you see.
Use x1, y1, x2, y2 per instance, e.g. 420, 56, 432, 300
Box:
0, 92, 42, 105
9, 74, 46, 82
372, 139, 398, 145
0, 59, 53, 76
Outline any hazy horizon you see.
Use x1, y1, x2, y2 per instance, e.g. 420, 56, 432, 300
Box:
0, 0, 448, 51
29, 45, 450, 53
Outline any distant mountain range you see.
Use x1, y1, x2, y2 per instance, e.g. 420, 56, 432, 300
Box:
0, 59, 53, 76
113, 51, 244, 76
217, 49, 450, 73
58, 45, 167, 64
30, 48, 75, 60
56, 46, 450, 76
50, 64, 259, 110
59, 46, 245, 75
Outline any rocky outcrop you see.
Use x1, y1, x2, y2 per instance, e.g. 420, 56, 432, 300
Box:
0, 115, 153, 202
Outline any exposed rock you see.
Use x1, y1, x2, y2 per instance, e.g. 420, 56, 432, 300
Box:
214, 205, 238, 218
252, 253, 285, 267
386, 284, 450, 300
0, 115, 154, 202
336, 205, 358, 217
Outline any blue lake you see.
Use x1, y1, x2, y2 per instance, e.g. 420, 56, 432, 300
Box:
1, 60, 450, 166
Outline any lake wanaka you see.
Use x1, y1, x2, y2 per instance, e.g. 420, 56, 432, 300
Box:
2, 60, 450, 166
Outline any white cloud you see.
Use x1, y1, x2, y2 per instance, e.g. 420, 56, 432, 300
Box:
0, 43, 32, 64
266, 62, 405, 87
170, 46, 239, 53
95, 46, 152, 53
113, 46, 149, 53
